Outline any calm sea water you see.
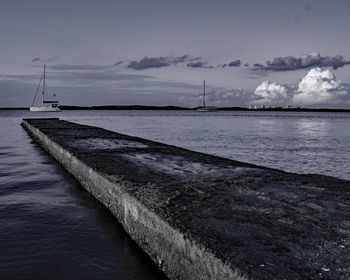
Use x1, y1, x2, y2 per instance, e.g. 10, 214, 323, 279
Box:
1, 109, 350, 279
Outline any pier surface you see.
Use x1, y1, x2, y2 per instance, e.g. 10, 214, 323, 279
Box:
22, 118, 350, 280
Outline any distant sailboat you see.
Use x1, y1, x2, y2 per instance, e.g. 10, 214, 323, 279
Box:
30, 65, 60, 112
196, 80, 217, 112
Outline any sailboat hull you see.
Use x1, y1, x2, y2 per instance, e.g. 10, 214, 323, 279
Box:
30, 65, 62, 112
29, 106, 61, 112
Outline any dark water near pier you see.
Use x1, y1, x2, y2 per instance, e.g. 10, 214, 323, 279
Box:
0, 111, 167, 279
1, 109, 350, 279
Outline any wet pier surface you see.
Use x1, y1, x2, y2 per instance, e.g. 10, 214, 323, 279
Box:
22, 118, 350, 280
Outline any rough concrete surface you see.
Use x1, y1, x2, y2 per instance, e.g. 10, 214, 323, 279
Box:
22, 118, 350, 280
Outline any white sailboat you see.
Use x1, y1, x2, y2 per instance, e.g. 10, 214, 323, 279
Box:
196, 80, 217, 112
30, 65, 60, 112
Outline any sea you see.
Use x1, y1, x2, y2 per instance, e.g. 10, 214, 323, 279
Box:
1, 109, 349, 279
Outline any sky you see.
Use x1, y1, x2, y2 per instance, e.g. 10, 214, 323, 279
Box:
1, 0, 350, 108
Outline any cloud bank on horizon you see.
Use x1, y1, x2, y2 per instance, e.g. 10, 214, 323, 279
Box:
252, 67, 350, 107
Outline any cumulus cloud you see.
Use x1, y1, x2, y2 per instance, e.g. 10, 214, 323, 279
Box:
293, 67, 348, 105
251, 81, 290, 105
32, 57, 40, 62
250, 68, 350, 107
127, 55, 200, 70
260, 53, 350, 71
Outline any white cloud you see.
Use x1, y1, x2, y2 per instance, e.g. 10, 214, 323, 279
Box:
251, 81, 289, 105
293, 67, 348, 105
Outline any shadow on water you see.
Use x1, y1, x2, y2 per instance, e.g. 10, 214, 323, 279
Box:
0, 119, 168, 280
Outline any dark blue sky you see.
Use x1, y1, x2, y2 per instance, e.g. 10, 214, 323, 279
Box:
1, 0, 350, 107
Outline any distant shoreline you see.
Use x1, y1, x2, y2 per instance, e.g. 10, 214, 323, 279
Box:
1, 105, 350, 113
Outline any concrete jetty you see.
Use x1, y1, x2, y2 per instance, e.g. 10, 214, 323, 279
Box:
22, 118, 350, 280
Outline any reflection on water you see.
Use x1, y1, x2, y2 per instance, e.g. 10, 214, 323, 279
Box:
0, 109, 349, 279
296, 119, 331, 137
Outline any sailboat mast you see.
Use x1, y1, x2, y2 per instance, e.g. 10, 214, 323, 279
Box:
203, 80, 206, 107
42, 65, 46, 105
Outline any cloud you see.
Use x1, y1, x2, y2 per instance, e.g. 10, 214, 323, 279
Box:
127, 55, 200, 70
223, 59, 241, 67
113, 60, 124, 66
187, 61, 212, 68
189, 56, 202, 62
249, 68, 350, 107
128, 56, 169, 70
260, 53, 350, 71
251, 81, 290, 105
253, 63, 264, 68
292, 67, 349, 105
32, 57, 40, 62
174, 55, 200, 63
229, 59, 241, 67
